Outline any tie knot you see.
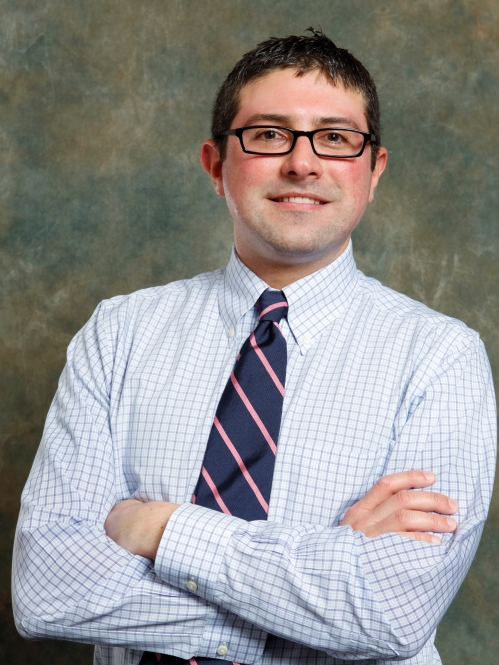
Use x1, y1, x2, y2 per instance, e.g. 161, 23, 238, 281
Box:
257, 289, 288, 322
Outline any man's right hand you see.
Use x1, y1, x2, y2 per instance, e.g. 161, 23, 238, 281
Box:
340, 470, 458, 545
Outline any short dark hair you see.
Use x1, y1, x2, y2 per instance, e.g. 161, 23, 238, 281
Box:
211, 28, 381, 170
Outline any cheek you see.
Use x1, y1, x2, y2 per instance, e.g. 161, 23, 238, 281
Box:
338, 163, 373, 206
223, 157, 270, 205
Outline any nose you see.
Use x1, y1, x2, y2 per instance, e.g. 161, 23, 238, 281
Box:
281, 135, 324, 179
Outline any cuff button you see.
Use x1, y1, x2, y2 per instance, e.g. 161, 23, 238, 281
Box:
186, 578, 198, 592
216, 644, 228, 656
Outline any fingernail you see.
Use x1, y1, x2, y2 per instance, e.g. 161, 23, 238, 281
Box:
431, 536, 441, 545
446, 517, 456, 528
423, 471, 435, 481
449, 499, 458, 511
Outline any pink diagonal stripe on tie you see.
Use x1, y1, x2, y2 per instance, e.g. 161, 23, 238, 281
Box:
201, 467, 232, 514
155, 655, 161, 663
250, 332, 285, 397
259, 301, 288, 319
214, 416, 269, 513
230, 372, 277, 454
189, 659, 198, 664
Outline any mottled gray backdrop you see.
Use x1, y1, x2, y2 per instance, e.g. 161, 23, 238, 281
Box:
1, 1, 498, 663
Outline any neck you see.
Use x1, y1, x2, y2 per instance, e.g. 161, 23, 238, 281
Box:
234, 239, 350, 289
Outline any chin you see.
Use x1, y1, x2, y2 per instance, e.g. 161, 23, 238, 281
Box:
261, 229, 340, 258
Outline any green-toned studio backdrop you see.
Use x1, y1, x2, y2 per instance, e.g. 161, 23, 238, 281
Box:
1, 1, 498, 663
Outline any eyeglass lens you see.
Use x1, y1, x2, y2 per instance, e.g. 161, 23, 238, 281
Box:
241, 127, 365, 156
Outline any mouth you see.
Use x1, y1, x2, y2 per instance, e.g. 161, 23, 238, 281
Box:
273, 196, 324, 205
270, 194, 328, 206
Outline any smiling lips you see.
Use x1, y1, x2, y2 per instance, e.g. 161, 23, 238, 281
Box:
273, 195, 326, 205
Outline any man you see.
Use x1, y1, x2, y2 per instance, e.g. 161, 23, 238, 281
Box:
13, 30, 496, 665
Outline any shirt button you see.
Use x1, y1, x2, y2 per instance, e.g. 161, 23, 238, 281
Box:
216, 645, 229, 656
186, 578, 198, 592
301, 333, 311, 345
228, 327, 235, 338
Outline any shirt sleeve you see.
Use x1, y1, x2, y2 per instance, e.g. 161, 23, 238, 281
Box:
12, 300, 265, 662
155, 334, 497, 661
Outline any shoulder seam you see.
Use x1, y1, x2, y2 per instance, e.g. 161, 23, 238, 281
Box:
98, 268, 225, 307
357, 274, 479, 337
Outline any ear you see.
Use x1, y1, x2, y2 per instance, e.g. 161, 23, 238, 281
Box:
200, 139, 225, 196
368, 147, 388, 202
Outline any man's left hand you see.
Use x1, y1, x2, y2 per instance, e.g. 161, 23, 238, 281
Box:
104, 499, 179, 559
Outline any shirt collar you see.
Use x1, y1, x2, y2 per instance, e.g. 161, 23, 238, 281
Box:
219, 247, 268, 339
220, 241, 359, 353
282, 240, 359, 351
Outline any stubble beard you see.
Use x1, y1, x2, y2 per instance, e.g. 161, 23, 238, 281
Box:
245, 207, 350, 261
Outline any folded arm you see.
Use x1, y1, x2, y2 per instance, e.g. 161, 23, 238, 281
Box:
12, 303, 235, 659
13, 300, 496, 662
149, 336, 496, 661
104, 468, 458, 559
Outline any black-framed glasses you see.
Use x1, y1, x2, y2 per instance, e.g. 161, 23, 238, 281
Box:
218, 126, 377, 158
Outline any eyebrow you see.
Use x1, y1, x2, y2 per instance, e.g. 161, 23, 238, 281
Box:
242, 113, 362, 130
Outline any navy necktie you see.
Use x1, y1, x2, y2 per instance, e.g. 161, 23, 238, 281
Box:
141, 289, 288, 665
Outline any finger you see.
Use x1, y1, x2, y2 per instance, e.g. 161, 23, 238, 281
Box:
360, 490, 459, 526
365, 509, 457, 538
395, 532, 442, 545
343, 470, 436, 518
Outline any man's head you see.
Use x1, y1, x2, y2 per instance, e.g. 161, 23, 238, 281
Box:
212, 29, 381, 170
200, 30, 387, 288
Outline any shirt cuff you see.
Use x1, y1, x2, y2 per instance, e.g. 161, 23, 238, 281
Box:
155, 502, 243, 598
155, 502, 268, 663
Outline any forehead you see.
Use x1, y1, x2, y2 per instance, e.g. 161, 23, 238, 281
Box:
234, 68, 368, 129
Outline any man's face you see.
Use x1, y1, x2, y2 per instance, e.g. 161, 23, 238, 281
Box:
201, 68, 387, 277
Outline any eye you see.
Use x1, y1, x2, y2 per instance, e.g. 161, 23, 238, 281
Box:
255, 129, 286, 141
323, 132, 344, 144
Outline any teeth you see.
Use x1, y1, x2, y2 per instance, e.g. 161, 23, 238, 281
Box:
276, 196, 323, 204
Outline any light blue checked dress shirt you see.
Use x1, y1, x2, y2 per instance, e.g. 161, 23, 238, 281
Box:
13, 242, 496, 665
